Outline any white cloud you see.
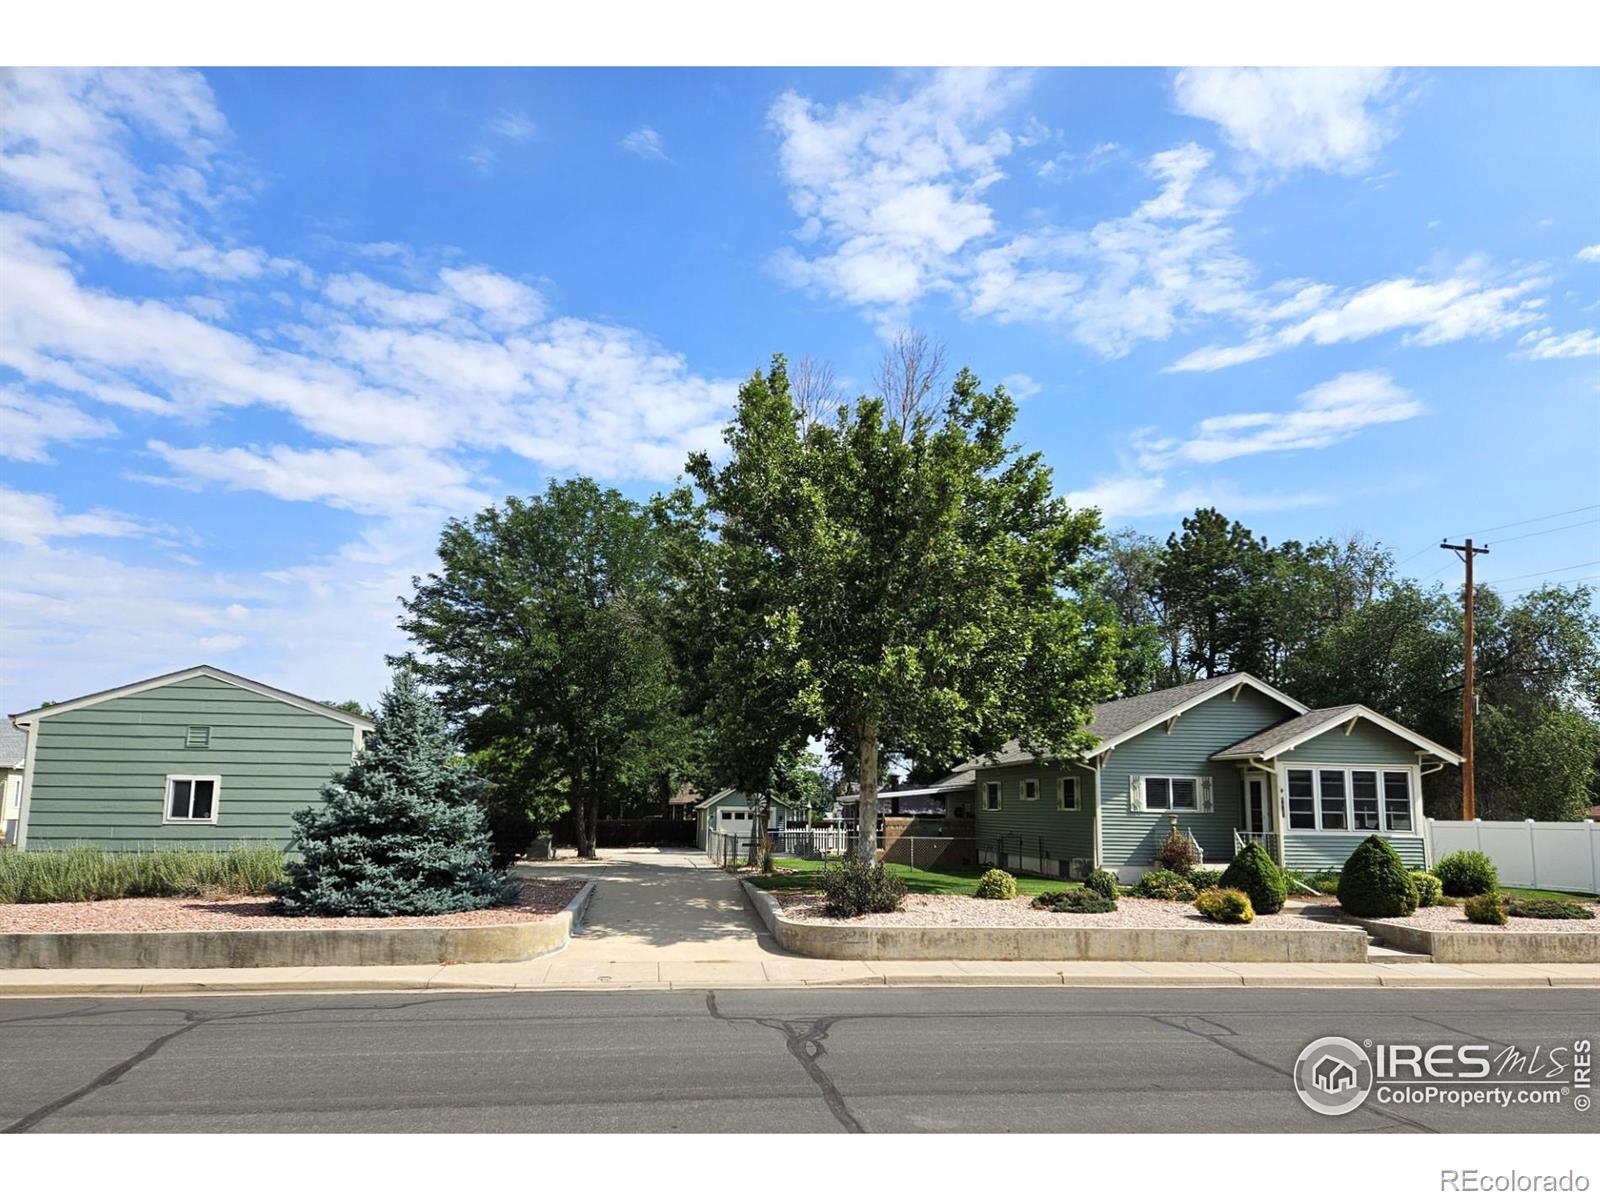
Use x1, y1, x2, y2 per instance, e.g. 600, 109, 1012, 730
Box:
437, 266, 545, 328
464, 108, 538, 173
1063, 474, 1327, 521
0, 387, 117, 462
0, 486, 161, 546
1173, 68, 1402, 176
1000, 373, 1041, 400
1516, 328, 1600, 360
621, 126, 670, 161
486, 110, 536, 142
1170, 268, 1547, 372
1576, 244, 1600, 264
147, 442, 493, 516
1136, 370, 1423, 467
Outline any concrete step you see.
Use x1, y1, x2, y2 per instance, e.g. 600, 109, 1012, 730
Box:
1365, 941, 1433, 963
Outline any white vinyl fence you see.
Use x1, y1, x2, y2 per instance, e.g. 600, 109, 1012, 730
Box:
1428, 819, 1599, 894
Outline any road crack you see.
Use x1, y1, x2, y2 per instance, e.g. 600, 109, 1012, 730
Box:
705, 991, 865, 1133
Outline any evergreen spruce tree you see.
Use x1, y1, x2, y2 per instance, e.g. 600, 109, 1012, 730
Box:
271, 670, 518, 917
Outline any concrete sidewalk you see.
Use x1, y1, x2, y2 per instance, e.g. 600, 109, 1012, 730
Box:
1, 958, 1595, 996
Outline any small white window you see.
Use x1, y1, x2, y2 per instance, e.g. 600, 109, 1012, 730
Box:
1021, 778, 1039, 802
165, 775, 220, 824
1383, 772, 1413, 832
1143, 776, 1198, 811
983, 781, 1001, 811
1057, 777, 1079, 811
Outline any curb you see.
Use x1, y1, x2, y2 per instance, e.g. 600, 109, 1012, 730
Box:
1353, 915, 1600, 964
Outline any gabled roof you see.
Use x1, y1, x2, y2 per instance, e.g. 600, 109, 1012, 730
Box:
694, 787, 798, 811
1211, 704, 1463, 765
0, 722, 25, 768
876, 767, 976, 799
668, 783, 701, 807
958, 673, 1306, 767
9, 665, 376, 732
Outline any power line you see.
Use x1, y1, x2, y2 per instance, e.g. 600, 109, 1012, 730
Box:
1478, 559, 1600, 587
1487, 517, 1600, 546
1469, 503, 1600, 537
1501, 573, 1600, 598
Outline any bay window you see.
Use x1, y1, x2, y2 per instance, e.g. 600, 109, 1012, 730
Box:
1284, 766, 1415, 833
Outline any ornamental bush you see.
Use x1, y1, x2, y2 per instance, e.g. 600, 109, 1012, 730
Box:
1132, 868, 1197, 902
1194, 887, 1255, 924
1155, 824, 1200, 872
1410, 871, 1445, 908
1032, 889, 1117, 914
820, 857, 907, 918
1219, 841, 1287, 915
1506, 898, 1594, 920
1184, 867, 1224, 890
1084, 868, 1120, 900
1434, 850, 1499, 898
974, 868, 1018, 900
1464, 891, 1507, 926
1336, 835, 1419, 918
270, 670, 518, 917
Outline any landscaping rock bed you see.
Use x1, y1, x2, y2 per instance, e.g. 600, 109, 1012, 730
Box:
1359, 899, 1600, 934
0, 878, 584, 934
772, 892, 1336, 929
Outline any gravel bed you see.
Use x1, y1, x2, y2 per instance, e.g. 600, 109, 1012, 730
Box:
1363, 900, 1600, 934
0, 879, 584, 934
773, 892, 1340, 929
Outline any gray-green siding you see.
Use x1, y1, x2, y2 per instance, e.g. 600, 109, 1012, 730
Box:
972, 762, 1096, 876
24, 677, 359, 851
1274, 719, 1429, 869
1099, 687, 1298, 870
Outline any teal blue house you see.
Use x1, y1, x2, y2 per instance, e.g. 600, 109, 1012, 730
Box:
8, 665, 374, 852
957, 673, 1461, 882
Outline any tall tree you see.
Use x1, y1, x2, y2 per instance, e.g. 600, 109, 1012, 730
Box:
688, 355, 1119, 860
1156, 507, 1273, 679
397, 478, 690, 858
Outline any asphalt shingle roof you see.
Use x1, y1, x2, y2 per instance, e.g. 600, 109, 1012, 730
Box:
1210, 705, 1363, 758
0, 722, 25, 767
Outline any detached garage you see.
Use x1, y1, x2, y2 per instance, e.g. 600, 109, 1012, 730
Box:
694, 788, 798, 851
7, 665, 373, 852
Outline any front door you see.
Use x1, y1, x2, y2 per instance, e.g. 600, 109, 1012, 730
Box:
1242, 773, 1269, 835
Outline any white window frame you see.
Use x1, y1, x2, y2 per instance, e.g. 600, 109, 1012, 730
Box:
163, 774, 222, 825
983, 781, 1001, 811
1142, 776, 1202, 812
1057, 776, 1079, 811
1282, 765, 1417, 834
1021, 777, 1040, 803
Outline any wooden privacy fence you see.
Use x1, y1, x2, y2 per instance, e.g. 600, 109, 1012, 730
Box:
1427, 818, 1599, 894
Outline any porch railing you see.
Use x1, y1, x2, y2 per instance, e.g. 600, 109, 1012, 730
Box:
1233, 829, 1282, 863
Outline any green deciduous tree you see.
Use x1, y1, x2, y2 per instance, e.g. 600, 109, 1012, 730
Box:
271, 669, 514, 916
397, 478, 693, 858
688, 354, 1119, 860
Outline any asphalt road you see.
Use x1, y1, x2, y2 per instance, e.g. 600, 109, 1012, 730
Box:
1, 988, 1595, 1134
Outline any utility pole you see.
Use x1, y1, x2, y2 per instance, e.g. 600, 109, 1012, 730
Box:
1441, 537, 1490, 820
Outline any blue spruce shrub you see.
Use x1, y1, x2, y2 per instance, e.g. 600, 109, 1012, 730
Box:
270, 670, 518, 917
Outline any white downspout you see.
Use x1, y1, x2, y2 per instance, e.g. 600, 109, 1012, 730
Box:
13, 718, 37, 852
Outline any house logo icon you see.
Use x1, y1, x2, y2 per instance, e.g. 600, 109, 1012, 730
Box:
1294, 1037, 1374, 1116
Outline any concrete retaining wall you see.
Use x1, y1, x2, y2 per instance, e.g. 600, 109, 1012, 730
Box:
1357, 917, 1599, 963
741, 881, 1366, 962
0, 882, 594, 970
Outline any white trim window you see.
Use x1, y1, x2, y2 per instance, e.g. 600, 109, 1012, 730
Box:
983, 781, 1001, 811
164, 775, 221, 824
1143, 776, 1199, 811
1285, 766, 1415, 833
1021, 778, 1040, 802
1057, 776, 1079, 811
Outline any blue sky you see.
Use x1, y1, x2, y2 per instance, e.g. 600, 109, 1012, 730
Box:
3, 66, 1597, 710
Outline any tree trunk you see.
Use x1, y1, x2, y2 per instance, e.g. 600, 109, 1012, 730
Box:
583, 753, 603, 860
854, 726, 879, 862
571, 763, 595, 858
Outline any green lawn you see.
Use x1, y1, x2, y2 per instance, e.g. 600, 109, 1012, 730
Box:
1500, 885, 1600, 903
749, 857, 1076, 897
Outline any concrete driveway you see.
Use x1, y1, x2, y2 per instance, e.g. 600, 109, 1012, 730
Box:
518, 847, 777, 965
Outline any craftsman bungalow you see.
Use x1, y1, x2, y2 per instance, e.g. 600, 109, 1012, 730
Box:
926, 673, 1461, 882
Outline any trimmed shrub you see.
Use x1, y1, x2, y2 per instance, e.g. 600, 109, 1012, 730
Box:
0, 844, 285, 905
270, 670, 518, 918
974, 868, 1018, 900
1219, 841, 1287, 915
1410, 871, 1445, 908
1155, 825, 1200, 872
1300, 869, 1342, 895
1337, 835, 1419, 918
1184, 867, 1224, 890
1464, 891, 1508, 926
1506, 898, 1594, 920
1195, 887, 1255, 924
1434, 850, 1499, 898
820, 857, 907, 918
1084, 868, 1120, 900
1133, 868, 1197, 902
1032, 889, 1117, 914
